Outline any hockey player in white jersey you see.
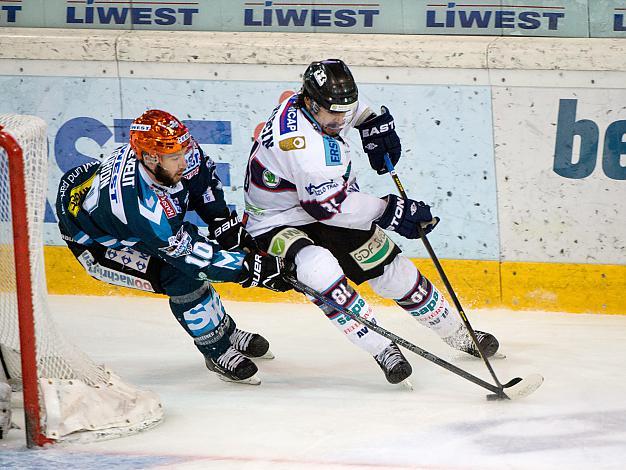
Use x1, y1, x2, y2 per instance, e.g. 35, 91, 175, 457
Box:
243, 59, 499, 385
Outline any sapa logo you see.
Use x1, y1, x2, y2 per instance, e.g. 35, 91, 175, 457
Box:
554, 99, 626, 180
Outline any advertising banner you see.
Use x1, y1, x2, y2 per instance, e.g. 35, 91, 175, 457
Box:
493, 87, 626, 265
413, 0, 588, 37
1, 0, 623, 38
0, 74, 497, 261
589, 0, 626, 37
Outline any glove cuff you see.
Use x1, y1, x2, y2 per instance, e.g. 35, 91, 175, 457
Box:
376, 194, 401, 230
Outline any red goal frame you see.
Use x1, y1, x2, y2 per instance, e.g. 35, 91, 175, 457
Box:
0, 125, 53, 447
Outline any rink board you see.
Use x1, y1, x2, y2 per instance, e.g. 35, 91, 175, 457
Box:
1, 30, 625, 314
2, 1, 626, 38
44, 246, 626, 314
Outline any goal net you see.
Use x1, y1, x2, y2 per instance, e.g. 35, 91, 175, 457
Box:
0, 114, 163, 446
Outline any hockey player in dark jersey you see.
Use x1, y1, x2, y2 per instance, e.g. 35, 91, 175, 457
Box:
243, 59, 499, 385
56, 109, 292, 385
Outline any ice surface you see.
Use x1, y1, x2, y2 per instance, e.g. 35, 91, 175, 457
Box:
2, 295, 626, 469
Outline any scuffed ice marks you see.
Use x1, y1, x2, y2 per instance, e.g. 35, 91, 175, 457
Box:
448, 409, 626, 454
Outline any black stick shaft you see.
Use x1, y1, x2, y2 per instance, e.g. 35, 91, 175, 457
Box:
286, 276, 502, 395
383, 155, 505, 390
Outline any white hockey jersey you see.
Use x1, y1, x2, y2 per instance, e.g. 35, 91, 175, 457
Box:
243, 94, 387, 237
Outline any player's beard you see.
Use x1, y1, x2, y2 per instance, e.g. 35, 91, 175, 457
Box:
154, 163, 180, 187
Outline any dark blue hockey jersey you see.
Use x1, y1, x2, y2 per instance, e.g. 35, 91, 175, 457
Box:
56, 142, 245, 283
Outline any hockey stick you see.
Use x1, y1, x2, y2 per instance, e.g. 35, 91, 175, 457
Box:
0, 345, 10, 381
382, 155, 543, 399
286, 275, 541, 400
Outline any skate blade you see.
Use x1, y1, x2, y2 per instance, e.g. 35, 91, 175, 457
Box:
399, 379, 413, 391
217, 374, 261, 386
259, 349, 275, 360
456, 351, 506, 361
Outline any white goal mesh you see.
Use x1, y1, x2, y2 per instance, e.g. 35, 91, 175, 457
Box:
0, 114, 163, 444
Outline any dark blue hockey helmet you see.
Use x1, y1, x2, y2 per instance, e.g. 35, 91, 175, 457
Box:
302, 59, 358, 113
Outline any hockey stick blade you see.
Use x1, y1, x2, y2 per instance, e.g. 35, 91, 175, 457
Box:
503, 373, 544, 400
486, 374, 544, 401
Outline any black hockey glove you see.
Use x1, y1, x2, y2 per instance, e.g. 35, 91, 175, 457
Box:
209, 211, 257, 252
239, 251, 294, 292
355, 106, 401, 175
377, 194, 440, 239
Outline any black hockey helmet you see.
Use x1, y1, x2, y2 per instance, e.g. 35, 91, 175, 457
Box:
302, 59, 358, 112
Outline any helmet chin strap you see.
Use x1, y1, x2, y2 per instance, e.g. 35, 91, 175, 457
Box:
301, 106, 323, 132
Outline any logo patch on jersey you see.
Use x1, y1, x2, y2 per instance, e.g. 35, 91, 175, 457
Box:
323, 135, 341, 166
279, 99, 299, 135
202, 189, 216, 203
183, 146, 201, 179
77, 251, 154, 292
68, 173, 97, 217
157, 193, 178, 219
160, 227, 193, 258
108, 149, 130, 225
305, 180, 340, 197
183, 166, 200, 180
262, 169, 281, 188
105, 247, 151, 273
349, 226, 395, 271
268, 227, 313, 258
279, 136, 306, 151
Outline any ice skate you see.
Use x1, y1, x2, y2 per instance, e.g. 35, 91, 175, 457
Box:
374, 343, 412, 385
230, 328, 274, 359
444, 327, 499, 358
205, 347, 261, 385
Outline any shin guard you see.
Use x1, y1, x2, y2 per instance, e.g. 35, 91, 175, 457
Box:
313, 276, 390, 356
396, 272, 463, 339
169, 283, 235, 359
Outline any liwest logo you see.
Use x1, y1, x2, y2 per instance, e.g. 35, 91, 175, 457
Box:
66, 0, 199, 26
0, 0, 21, 23
554, 99, 626, 180
614, 8, 626, 31
426, 2, 565, 31
244, 1, 379, 28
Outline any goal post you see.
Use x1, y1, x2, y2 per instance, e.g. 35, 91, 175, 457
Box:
0, 114, 163, 447
0, 117, 50, 447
